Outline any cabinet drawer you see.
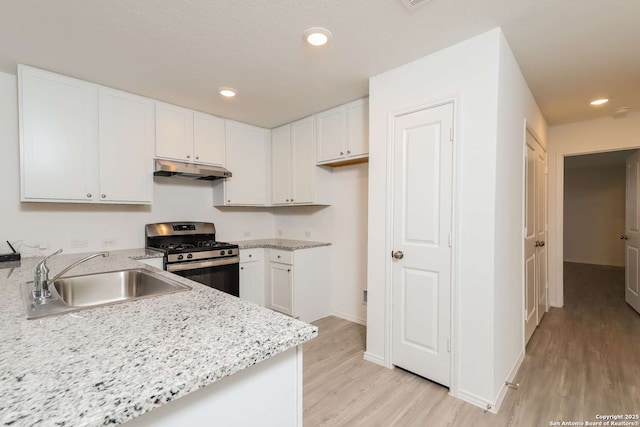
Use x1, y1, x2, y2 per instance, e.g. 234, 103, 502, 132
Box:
269, 249, 293, 265
240, 248, 263, 262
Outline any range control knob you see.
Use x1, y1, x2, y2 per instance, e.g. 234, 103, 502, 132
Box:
220, 250, 226, 256
227, 249, 233, 255
177, 255, 184, 260
187, 254, 193, 259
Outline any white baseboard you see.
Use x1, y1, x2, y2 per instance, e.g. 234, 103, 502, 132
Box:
493, 349, 525, 413
363, 351, 386, 367
331, 310, 366, 326
457, 389, 494, 413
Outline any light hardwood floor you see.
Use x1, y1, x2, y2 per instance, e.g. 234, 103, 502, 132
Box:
303, 262, 640, 426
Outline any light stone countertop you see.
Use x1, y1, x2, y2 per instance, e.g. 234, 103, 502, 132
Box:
0, 249, 317, 426
232, 238, 331, 251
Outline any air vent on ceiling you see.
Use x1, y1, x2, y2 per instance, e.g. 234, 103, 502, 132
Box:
399, 0, 431, 10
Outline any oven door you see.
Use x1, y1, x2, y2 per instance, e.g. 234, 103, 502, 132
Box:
166, 256, 240, 297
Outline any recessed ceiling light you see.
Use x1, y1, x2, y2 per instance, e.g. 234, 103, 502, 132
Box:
219, 87, 237, 98
303, 27, 332, 47
590, 98, 608, 106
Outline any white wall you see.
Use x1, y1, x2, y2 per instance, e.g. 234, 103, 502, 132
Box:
367, 28, 547, 410
492, 33, 547, 405
0, 71, 275, 256
563, 164, 625, 267
273, 163, 368, 324
548, 111, 640, 306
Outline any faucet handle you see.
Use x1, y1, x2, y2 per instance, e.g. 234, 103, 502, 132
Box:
36, 249, 63, 273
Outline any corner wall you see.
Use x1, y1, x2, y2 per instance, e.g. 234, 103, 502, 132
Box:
548, 111, 640, 306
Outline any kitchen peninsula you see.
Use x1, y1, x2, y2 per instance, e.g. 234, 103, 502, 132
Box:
0, 250, 316, 426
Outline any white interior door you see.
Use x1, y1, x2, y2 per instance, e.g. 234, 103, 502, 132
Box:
625, 151, 640, 314
391, 103, 453, 387
524, 132, 538, 343
536, 144, 548, 323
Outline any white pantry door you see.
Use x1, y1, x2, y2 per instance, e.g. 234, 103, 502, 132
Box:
535, 141, 548, 324
625, 151, 640, 314
391, 103, 453, 387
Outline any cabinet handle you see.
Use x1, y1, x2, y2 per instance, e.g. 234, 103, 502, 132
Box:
240, 267, 244, 270
287, 269, 291, 272
87, 193, 92, 198
101, 194, 106, 199
186, 155, 191, 159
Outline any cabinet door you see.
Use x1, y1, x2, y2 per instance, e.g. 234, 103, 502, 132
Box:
193, 112, 225, 166
155, 102, 193, 162
240, 260, 263, 305
315, 105, 347, 164
271, 124, 292, 205
291, 117, 314, 204
19, 65, 99, 201
269, 262, 293, 316
347, 98, 369, 157
98, 88, 154, 204
225, 121, 269, 205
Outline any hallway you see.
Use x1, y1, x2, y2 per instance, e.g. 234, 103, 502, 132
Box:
303, 263, 640, 426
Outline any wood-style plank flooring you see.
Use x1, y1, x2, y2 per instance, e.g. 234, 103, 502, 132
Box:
303, 262, 640, 426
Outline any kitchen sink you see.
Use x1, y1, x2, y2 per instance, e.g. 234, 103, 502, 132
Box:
22, 268, 190, 319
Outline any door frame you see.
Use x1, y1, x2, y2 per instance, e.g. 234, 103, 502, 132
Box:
549, 144, 640, 308
382, 96, 460, 396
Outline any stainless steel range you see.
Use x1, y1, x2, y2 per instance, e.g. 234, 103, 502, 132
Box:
145, 222, 239, 297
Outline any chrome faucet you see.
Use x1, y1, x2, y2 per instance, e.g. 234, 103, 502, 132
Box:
32, 249, 109, 301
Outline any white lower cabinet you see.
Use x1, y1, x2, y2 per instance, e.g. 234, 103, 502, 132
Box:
268, 247, 330, 323
239, 249, 265, 306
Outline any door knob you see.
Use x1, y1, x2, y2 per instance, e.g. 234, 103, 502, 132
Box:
535, 241, 546, 247
621, 235, 629, 240
392, 250, 404, 260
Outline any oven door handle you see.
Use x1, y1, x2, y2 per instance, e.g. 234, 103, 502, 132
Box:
166, 256, 240, 272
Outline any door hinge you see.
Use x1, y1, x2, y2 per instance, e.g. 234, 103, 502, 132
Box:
450, 127, 453, 142
447, 338, 451, 353
448, 233, 452, 247
524, 309, 528, 320
523, 227, 527, 238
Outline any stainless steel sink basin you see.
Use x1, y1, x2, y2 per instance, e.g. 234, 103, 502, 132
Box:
22, 268, 190, 319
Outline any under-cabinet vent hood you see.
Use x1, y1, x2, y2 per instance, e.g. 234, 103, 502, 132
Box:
153, 159, 232, 180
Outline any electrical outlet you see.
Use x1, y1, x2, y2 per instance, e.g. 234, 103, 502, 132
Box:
243, 231, 251, 238
277, 229, 283, 236
304, 231, 311, 238
71, 239, 88, 248
101, 239, 116, 247
38, 242, 49, 250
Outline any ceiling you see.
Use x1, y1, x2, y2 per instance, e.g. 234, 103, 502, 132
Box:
0, 0, 638, 129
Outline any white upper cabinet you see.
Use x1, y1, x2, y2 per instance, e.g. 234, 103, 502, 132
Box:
98, 88, 154, 204
316, 97, 369, 166
155, 102, 194, 162
271, 124, 292, 205
193, 112, 225, 166
19, 65, 152, 204
218, 120, 270, 206
155, 103, 225, 166
270, 117, 331, 206
19, 65, 99, 202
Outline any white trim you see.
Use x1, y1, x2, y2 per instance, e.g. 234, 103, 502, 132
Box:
492, 349, 525, 413
384, 96, 460, 393
296, 346, 303, 427
363, 351, 387, 367
331, 310, 366, 326
457, 389, 494, 413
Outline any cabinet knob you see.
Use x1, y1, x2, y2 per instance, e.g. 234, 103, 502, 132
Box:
87, 193, 92, 198
277, 255, 281, 259
347, 150, 351, 155
287, 269, 291, 272
186, 155, 191, 159
101, 194, 106, 199
240, 267, 244, 270
340, 152, 344, 156
196, 156, 199, 160
249, 254, 252, 258
286, 199, 289, 202
227, 200, 231, 203
291, 199, 294, 202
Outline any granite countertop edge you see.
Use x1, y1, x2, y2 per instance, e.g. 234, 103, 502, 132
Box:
232, 238, 331, 251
